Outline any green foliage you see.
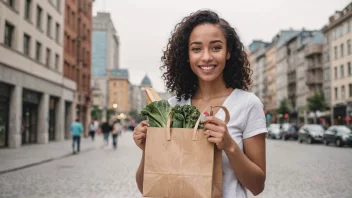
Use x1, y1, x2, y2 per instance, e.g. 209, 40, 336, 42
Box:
171, 105, 185, 128
277, 98, 292, 115
139, 100, 172, 127
139, 102, 202, 129
307, 92, 326, 112
106, 108, 116, 120
90, 105, 102, 120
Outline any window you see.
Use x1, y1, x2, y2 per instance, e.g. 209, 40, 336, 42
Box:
23, 33, 31, 56
335, 87, 338, 100
342, 86, 345, 99
334, 46, 338, 60
72, 39, 75, 55
56, 0, 61, 12
4, 22, 15, 48
324, 68, 330, 81
341, 44, 344, 57
47, 14, 52, 37
36, 6, 42, 29
72, 12, 75, 28
350, 84, 352, 98
66, 5, 70, 24
55, 23, 60, 42
55, 54, 59, 70
46, 48, 51, 67
114, 82, 116, 87
7, 0, 14, 8
25, 0, 31, 20
35, 41, 41, 61
348, 21, 351, 33
348, 40, 351, 55
341, 65, 344, 78
324, 35, 329, 45
335, 67, 338, 79
349, 62, 352, 76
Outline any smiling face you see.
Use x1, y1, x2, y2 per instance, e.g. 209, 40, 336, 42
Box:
188, 23, 229, 83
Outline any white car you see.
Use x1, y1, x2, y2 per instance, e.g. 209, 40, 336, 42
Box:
267, 124, 282, 139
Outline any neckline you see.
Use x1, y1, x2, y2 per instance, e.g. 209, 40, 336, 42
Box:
188, 88, 237, 116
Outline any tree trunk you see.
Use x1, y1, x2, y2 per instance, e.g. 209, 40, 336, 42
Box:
313, 111, 317, 124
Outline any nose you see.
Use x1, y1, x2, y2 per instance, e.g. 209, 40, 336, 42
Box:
201, 49, 213, 62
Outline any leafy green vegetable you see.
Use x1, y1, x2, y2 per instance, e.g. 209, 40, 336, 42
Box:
139, 101, 203, 129
139, 100, 171, 127
171, 105, 185, 128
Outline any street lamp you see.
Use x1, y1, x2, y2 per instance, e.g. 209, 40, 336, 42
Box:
113, 103, 118, 109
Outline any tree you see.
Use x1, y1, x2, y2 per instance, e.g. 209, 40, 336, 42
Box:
106, 108, 116, 121
276, 98, 292, 123
91, 105, 102, 121
307, 92, 326, 124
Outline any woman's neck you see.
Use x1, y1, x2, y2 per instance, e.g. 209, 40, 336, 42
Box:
193, 79, 233, 101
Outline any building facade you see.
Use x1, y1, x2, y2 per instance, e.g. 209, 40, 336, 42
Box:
92, 12, 120, 118
63, 0, 93, 135
265, 44, 277, 115
0, 0, 76, 148
322, 3, 352, 125
108, 68, 130, 114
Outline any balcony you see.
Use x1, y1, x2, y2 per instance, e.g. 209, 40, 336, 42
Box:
304, 44, 323, 57
306, 74, 323, 85
306, 63, 323, 71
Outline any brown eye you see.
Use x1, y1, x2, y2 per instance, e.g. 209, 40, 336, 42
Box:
212, 46, 222, 51
192, 48, 201, 52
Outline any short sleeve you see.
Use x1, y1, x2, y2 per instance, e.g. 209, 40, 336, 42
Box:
243, 93, 268, 139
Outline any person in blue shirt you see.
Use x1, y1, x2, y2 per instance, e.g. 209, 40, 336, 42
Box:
70, 118, 83, 154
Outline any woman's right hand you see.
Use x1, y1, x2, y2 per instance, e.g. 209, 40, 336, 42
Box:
133, 120, 148, 150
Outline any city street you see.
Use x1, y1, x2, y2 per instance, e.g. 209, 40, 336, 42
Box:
1, 133, 352, 198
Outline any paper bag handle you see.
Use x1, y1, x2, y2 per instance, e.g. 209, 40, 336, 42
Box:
166, 106, 230, 141
192, 106, 230, 141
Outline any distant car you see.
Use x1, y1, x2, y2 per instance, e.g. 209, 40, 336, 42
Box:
280, 124, 299, 140
323, 125, 352, 147
298, 124, 324, 144
267, 124, 282, 139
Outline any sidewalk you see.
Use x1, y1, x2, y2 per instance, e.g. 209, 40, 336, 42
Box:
0, 134, 104, 174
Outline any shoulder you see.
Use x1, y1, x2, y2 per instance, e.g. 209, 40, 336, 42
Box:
233, 89, 263, 109
168, 96, 189, 107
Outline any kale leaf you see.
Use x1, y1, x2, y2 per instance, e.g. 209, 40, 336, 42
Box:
139, 100, 171, 127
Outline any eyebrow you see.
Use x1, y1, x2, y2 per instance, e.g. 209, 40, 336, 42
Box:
189, 40, 224, 46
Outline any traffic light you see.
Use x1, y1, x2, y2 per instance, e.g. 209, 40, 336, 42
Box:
284, 113, 289, 119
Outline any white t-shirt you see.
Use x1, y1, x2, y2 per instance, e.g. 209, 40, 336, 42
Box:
168, 89, 268, 198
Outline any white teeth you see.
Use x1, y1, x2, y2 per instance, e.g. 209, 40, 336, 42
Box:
200, 66, 215, 70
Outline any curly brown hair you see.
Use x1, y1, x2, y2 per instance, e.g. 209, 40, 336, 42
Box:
161, 10, 252, 101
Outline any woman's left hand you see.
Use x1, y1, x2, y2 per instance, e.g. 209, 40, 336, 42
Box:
203, 116, 235, 151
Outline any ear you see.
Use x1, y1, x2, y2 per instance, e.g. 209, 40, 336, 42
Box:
226, 52, 231, 60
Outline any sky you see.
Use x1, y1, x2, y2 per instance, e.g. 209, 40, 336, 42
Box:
93, 0, 351, 92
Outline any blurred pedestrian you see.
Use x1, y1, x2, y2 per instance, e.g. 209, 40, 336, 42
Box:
89, 120, 97, 141
70, 118, 83, 154
112, 119, 122, 149
100, 119, 113, 146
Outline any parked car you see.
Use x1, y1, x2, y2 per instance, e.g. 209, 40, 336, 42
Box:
280, 124, 299, 140
267, 124, 282, 139
323, 125, 352, 147
298, 124, 325, 144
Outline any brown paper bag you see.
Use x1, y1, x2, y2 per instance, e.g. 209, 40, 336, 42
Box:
143, 106, 229, 198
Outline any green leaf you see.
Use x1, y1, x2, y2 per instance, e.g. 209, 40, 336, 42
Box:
139, 100, 171, 127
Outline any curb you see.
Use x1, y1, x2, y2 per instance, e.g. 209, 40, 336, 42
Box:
0, 147, 95, 176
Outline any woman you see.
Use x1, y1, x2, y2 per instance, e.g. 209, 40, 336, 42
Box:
133, 10, 267, 197
88, 120, 96, 141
